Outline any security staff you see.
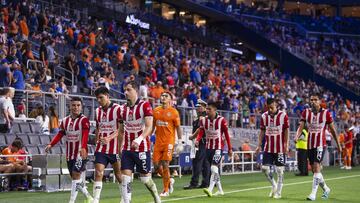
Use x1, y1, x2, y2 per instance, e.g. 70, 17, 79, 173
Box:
295, 128, 308, 176
184, 99, 210, 189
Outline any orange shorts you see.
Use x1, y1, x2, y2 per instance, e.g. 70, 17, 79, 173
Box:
153, 143, 174, 162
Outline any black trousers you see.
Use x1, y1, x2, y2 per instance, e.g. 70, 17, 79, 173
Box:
190, 142, 210, 186
297, 148, 308, 175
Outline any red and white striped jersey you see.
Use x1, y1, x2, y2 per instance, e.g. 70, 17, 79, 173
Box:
260, 111, 289, 153
122, 99, 153, 152
196, 115, 232, 150
301, 108, 333, 149
50, 114, 90, 161
95, 103, 122, 154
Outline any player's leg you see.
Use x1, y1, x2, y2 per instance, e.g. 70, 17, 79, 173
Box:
111, 154, 124, 201
93, 152, 108, 203
121, 151, 135, 203
307, 148, 329, 201
261, 152, 277, 197
199, 143, 210, 188
137, 151, 161, 203
69, 158, 93, 203
161, 144, 174, 196
152, 146, 163, 176
346, 148, 352, 169
273, 153, 286, 199
204, 149, 223, 197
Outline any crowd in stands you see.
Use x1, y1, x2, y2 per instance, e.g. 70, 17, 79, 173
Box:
197, 0, 360, 95
0, 0, 358, 130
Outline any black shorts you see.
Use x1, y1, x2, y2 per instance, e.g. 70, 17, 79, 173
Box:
67, 158, 88, 175
308, 147, 325, 165
121, 150, 151, 174
262, 152, 286, 166
94, 152, 120, 166
206, 149, 223, 165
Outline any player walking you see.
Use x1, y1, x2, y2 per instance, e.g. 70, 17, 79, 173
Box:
45, 97, 93, 203
255, 98, 289, 199
295, 93, 341, 201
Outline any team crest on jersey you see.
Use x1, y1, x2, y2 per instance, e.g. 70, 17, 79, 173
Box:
69, 122, 73, 129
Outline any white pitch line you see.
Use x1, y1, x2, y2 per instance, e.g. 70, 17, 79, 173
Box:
158, 174, 360, 202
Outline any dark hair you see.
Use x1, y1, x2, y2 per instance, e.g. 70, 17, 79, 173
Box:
310, 92, 321, 98
266, 98, 275, 105
49, 106, 58, 118
125, 80, 139, 91
207, 102, 217, 109
11, 139, 23, 149
94, 86, 109, 96
37, 106, 46, 121
71, 97, 83, 105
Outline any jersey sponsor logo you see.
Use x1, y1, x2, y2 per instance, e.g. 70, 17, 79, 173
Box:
156, 120, 168, 127
308, 123, 323, 133
266, 126, 281, 136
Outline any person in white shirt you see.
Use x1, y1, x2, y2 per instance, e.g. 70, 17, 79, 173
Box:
35, 106, 50, 135
0, 87, 15, 133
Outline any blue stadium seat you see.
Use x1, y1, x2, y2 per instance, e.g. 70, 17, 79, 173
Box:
60, 145, 66, 154
28, 135, 41, 145
17, 135, 30, 145
39, 135, 51, 145
38, 145, 47, 154
50, 146, 62, 154
0, 134, 6, 145
19, 123, 32, 134
5, 134, 17, 145
30, 122, 41, 134
12, 124, 21, 134
26, 146, 40, 155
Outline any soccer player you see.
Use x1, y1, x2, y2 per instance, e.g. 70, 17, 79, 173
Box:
45, 97, 93, 203
295, 93, 342, 201
255, 98, 289, 199
120, 81, 161, 203
195, 102, 232, 197
152, 91, 182, 197
93, 87, 123, 203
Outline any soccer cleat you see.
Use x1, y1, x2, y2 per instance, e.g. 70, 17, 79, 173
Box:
322, 188, 331, 199
169, 178, 175, 194
213, 191, 224, 196
306, 194, 316, 201
203, 188, 213, 197
340, 166, 346, 169
269, 186, 277, 198
273, 193, 281, 199
160, 191, 169, 197
345, 166, 352, 170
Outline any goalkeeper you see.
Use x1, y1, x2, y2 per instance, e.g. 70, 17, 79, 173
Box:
152, 91, 183, 197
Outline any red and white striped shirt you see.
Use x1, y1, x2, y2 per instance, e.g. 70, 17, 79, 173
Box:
95, 103, 122, 154
301, 108, 333, 149
50, 114, 90, 161
196, 115, 232, 150
260, 111, 289, 153
122, 99, 153, 152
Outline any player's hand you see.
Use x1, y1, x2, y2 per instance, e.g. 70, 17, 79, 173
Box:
294, 135, 299, 143
80, 148, 87, 159
45, 144, 52, 154
131, 140, 140, 149
284, 144, 289, 154
228, 149, 233, 160
194, 140, 199, 147
255, 146, 261, 155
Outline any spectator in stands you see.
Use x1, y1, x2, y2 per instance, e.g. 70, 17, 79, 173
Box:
48, 82, 59, 100
16, 102, 26, 120
0, 87, 15, 133
76, 55, 89, 88
11, 60, 24, 101
47, 40, 57, 74
35, 106, 49, 135
0, 59, 11, 87
48, 106, 59, 134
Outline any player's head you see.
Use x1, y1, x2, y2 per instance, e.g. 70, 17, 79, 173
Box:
266, 98, 277, 114
160, 91, 172, 106
70, 97, 83, 116
11, 139, 23, 153
310, 92, 321, 111
124, 81, 139, 102
196, 99, 207, 115
206, 102, 217, 118
95, 86, 110, 108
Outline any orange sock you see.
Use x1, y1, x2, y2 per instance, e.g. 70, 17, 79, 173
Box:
162, 167, 170, 192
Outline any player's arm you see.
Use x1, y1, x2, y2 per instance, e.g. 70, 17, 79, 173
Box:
132, 102, 154, 148
80, 118, 90, 159
195, 128, 204, 146
222, 119, 233, 159
174, 110, 182, 140
118, 121, 124, 154
45, 121, 65, 153
283, 114, 290, 153
256, 115, 266, 154
189, 128, 199, 140
295, 110, 307, 142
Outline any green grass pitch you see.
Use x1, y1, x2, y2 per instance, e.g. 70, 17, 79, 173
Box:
1, 167, 359, 203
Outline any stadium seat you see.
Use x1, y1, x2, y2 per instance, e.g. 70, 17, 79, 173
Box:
38, 145, 47, 154
51, 146, 62, 154
39, 135, 51, 145
17, 135, 30, 145
30, 122, 41, 134
19, 123, 32, 134
5, 134, 17, 145
0, 134, 6, 145
12, 123, 21, 134
29, 135, 41, 145
60, 145, 66, 154
26, 146, 40, 155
